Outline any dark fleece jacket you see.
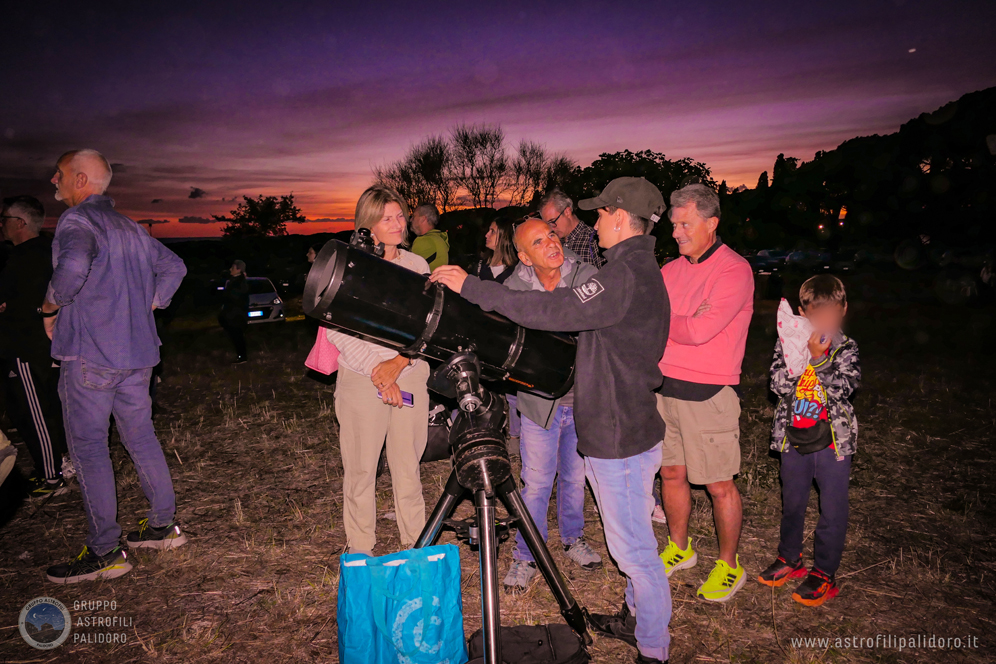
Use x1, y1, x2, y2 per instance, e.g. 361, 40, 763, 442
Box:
461, 234, 669, 459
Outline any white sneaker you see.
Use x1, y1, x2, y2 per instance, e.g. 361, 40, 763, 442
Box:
503, 559, 538, 591
651, 505, 667, 524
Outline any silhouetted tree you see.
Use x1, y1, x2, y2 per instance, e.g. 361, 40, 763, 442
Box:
451, 124, 510, 208
568, 150, 715, 205
215, 194, 304, 237
506, 141, 579, 207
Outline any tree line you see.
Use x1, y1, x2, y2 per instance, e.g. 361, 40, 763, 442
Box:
214, 86, 996, 258
374, 124, 578, 212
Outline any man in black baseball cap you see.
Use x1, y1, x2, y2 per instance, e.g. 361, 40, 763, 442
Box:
432, 176, 673, 663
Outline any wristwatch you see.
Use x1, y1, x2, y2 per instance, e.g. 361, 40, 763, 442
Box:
37, 307, 59, 318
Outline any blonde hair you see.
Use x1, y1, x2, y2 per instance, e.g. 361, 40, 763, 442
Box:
354, 185, 411, 245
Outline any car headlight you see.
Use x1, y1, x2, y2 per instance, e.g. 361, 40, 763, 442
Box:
272, 297, 282, 304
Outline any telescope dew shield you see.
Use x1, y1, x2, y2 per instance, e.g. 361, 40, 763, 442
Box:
303, 240, 576, 398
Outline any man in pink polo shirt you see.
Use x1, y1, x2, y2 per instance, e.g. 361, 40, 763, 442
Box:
656, 184, 754, 603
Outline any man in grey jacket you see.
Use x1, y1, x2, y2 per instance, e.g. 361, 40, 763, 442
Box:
432, 177, 673, 664
501, 218, 602, 591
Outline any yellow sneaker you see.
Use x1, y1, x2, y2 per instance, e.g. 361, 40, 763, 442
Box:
697, 556, 746, 603
660, 536, 698, 578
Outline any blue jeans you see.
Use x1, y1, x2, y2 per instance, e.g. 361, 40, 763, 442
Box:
60, 359, 177, 556
779, 445, 851, 575
507, 393, 521, 438
514, 406, 585, 561
586, 443, 671, 662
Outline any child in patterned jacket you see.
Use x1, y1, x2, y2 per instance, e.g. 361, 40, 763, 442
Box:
758, 275, 861, 607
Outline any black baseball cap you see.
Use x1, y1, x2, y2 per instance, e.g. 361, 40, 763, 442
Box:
578, 177, 666, 223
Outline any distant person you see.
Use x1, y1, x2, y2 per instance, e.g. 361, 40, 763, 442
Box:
470, 212, 520, 447
472, 213, 518, 284
656, 184, 754, 603
41, 149, 188, 584
219, 260, 249, 364
328, 185, 430, 555
760, 275, 860, 607
0, 195, 69, 496
433, 177, 673, 664
410, 204, 449, 270
303, 243, 325, 332
500, 218, 601, 592
539, 188, 604, 268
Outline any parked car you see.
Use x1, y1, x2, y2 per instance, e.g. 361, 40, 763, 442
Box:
786, 250, 831, 270
747, 249, 789, 273
245, 277, 285, 323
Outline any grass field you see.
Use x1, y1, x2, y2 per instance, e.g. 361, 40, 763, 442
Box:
1, 279, 994, 663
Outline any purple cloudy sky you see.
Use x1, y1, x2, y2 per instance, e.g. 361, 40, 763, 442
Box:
2, 0, 994, 237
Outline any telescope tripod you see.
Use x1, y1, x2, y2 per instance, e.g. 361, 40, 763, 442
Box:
414, 351, 590, 664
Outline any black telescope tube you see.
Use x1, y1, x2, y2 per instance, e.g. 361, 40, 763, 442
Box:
302, 240, 576, 398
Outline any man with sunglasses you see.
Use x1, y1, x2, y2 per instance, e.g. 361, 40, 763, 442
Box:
0, 195, 69, 496
539, 189, 605, 268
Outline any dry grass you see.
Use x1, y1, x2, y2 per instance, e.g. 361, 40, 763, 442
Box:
0, 296, 994, 663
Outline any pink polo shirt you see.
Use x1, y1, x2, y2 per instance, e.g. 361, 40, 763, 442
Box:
658, 243, 754, 385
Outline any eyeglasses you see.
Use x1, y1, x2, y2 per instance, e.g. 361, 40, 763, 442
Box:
517, 208, 566, 227
545, 208, 566, 227
1, 215, 24, 224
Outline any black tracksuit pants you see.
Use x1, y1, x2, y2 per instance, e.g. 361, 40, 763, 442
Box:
5, 357, 67, 480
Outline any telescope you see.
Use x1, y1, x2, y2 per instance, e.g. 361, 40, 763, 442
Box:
302, 233, 576, 398
304, 231, 591, 664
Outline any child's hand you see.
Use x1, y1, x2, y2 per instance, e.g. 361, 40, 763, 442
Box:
808, 331, 831, 360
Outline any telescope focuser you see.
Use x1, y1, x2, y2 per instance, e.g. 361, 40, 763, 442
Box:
349, 227, 385, 257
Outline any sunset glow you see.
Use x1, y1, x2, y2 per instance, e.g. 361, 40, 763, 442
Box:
3, 1, 994, 238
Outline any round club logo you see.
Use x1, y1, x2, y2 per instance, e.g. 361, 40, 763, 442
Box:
19, 597, 71, 649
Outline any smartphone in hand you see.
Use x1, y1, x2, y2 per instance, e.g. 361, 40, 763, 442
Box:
377, 390, 415, 407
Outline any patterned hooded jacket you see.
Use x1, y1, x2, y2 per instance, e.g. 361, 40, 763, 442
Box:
769, 336, 861, 458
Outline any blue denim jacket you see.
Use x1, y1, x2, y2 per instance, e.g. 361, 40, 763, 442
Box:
48, 195, 187, 369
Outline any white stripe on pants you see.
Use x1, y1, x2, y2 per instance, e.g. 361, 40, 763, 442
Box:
17, 359, 56, 478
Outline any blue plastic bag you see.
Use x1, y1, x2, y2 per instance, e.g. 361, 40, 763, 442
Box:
337, 544, 467, 664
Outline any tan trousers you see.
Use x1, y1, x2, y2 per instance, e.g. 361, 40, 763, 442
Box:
335, 363, 430, 552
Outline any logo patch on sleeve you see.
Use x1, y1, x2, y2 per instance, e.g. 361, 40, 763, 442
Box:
574, 279, 605, 303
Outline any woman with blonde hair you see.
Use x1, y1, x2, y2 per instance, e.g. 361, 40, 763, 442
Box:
328, 185, 431, 554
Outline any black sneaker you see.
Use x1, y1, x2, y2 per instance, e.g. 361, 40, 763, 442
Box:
636, 653, 668, 664
587, 602, 637, 648
29, 476, 69, 498
126, 518, 188, 550
233, 356, 248, 365
46, 546, 133, 584
757, 555, 806, 587
792, 568, 839, 606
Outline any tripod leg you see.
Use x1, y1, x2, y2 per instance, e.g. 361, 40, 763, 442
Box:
497, 478, 591, 645
475, 489, 502, 664
414, 469, 464, 549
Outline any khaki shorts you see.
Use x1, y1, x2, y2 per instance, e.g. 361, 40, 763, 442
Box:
657, 386, 742, 485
